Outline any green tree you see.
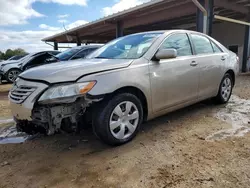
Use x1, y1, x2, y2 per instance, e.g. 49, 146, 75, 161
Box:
0, 51, 4, 60
15, 48, 26, 55
1, 48, 27, 60
4, 49, 15, 60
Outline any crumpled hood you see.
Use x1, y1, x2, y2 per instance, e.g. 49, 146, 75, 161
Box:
20, 58, 133, 83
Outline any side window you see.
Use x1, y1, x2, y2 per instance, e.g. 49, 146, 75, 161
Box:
45, 54, 58, 63
27, 54, 47, 66
87, 48, 97, 55
159, 33, 192, 56
191, 34, 214, 54
72, 49, 90, 60
211, 41, 223, 53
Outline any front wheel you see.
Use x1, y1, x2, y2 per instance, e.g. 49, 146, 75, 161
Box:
6, 68, 21, 83
215, 73, 233, 104
93, 93, 143, 146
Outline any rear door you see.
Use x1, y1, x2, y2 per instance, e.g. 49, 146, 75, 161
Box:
149, 32, 199, 112
190, 34, 226, 99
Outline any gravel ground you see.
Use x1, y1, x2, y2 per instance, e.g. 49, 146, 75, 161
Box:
0, 75, 249, 188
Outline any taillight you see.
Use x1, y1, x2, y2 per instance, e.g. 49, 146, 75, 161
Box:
236, 56, 239, 64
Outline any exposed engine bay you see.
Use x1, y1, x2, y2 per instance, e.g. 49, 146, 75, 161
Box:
15, 96, 102, 135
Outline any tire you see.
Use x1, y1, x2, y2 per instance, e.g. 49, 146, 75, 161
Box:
215, 73, 233, 104
6, 68, 21, 83
93, 93, 143, 146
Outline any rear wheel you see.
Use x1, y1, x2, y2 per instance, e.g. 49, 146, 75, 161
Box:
215, 73, 233, 104
6, 69, 21, 83
93, 93, 143, 146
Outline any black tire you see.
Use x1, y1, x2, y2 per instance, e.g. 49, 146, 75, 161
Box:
93, 93, 143, 146
214, 73, 233, 104
6, 68, 21, 83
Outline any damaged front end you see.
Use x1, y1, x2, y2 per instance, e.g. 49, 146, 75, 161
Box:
11, 79, 102, 135
16, 94, 101, 135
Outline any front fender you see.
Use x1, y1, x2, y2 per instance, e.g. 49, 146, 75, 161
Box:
77, 60, 153, 117
2, 64, 20, 74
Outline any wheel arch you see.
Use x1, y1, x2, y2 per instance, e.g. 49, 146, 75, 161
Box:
225, 69, 235, 86
5, 67, 22, 74
107, 86, 148, 121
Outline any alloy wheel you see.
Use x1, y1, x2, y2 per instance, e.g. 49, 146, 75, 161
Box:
8, 70, 20, 82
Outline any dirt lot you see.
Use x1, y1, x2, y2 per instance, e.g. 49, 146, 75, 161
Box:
0, 76, 250, 188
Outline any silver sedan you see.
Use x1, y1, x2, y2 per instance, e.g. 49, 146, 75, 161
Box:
9, 30, 239, 145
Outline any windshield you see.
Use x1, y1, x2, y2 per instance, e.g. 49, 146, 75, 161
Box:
87, 32, 163, 59
56, 47, 81, 61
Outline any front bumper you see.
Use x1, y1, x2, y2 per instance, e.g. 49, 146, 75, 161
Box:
9, 78, 49, 120
9, 78, 101, 135
10, 102, 32, 120
11, 97, 90, 135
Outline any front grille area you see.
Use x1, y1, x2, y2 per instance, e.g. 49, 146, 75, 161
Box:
9, 85, 36, 103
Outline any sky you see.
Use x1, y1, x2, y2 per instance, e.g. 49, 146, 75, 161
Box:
0, 0, 150, 53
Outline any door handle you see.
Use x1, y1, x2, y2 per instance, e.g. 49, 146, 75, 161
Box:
190, 61, 198, 66
221, 56, 226, 61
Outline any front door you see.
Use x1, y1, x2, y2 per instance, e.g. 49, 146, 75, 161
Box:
149, 33, 199, 112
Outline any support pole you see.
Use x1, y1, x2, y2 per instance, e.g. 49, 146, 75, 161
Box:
208, 0, 214, 36
242, 13, 250, 72
116, 21, 124, 38
54, 42, 58, 50
214, 15, 250, 26
194, 0, 207, 33
76, 36, 81, 46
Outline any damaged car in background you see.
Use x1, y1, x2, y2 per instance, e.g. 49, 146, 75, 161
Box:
0, 51, 60, 83
1, 45, 101, 83
55, 45, 102, 61
9, 30, 239, 145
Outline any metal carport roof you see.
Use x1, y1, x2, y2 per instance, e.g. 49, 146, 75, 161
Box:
42, 0, 249, 44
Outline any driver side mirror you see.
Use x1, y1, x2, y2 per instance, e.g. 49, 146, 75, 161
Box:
155, 49, 177, 60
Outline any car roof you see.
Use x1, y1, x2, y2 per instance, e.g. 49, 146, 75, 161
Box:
127, 30, 210, 36
28, 51, 58, 56
70, 45, 103, 50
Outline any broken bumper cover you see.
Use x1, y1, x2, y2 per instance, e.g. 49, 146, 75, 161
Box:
9, 78, 48, 130
10, 102, 32, 120
12, 97, 92, 135
9, 78, 102, 135
9, 78, 49, 119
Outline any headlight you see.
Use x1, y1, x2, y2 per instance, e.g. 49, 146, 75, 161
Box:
38, 81, 96, 102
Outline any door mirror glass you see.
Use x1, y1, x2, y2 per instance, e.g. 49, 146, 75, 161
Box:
155, 49, 177, 60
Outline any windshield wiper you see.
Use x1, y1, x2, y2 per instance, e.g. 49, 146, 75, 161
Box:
94, 56, 112, 59
95, 56, 109, 59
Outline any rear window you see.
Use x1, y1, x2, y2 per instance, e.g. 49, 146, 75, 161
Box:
211, 41, 223, 53
191, 34, 214, 55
